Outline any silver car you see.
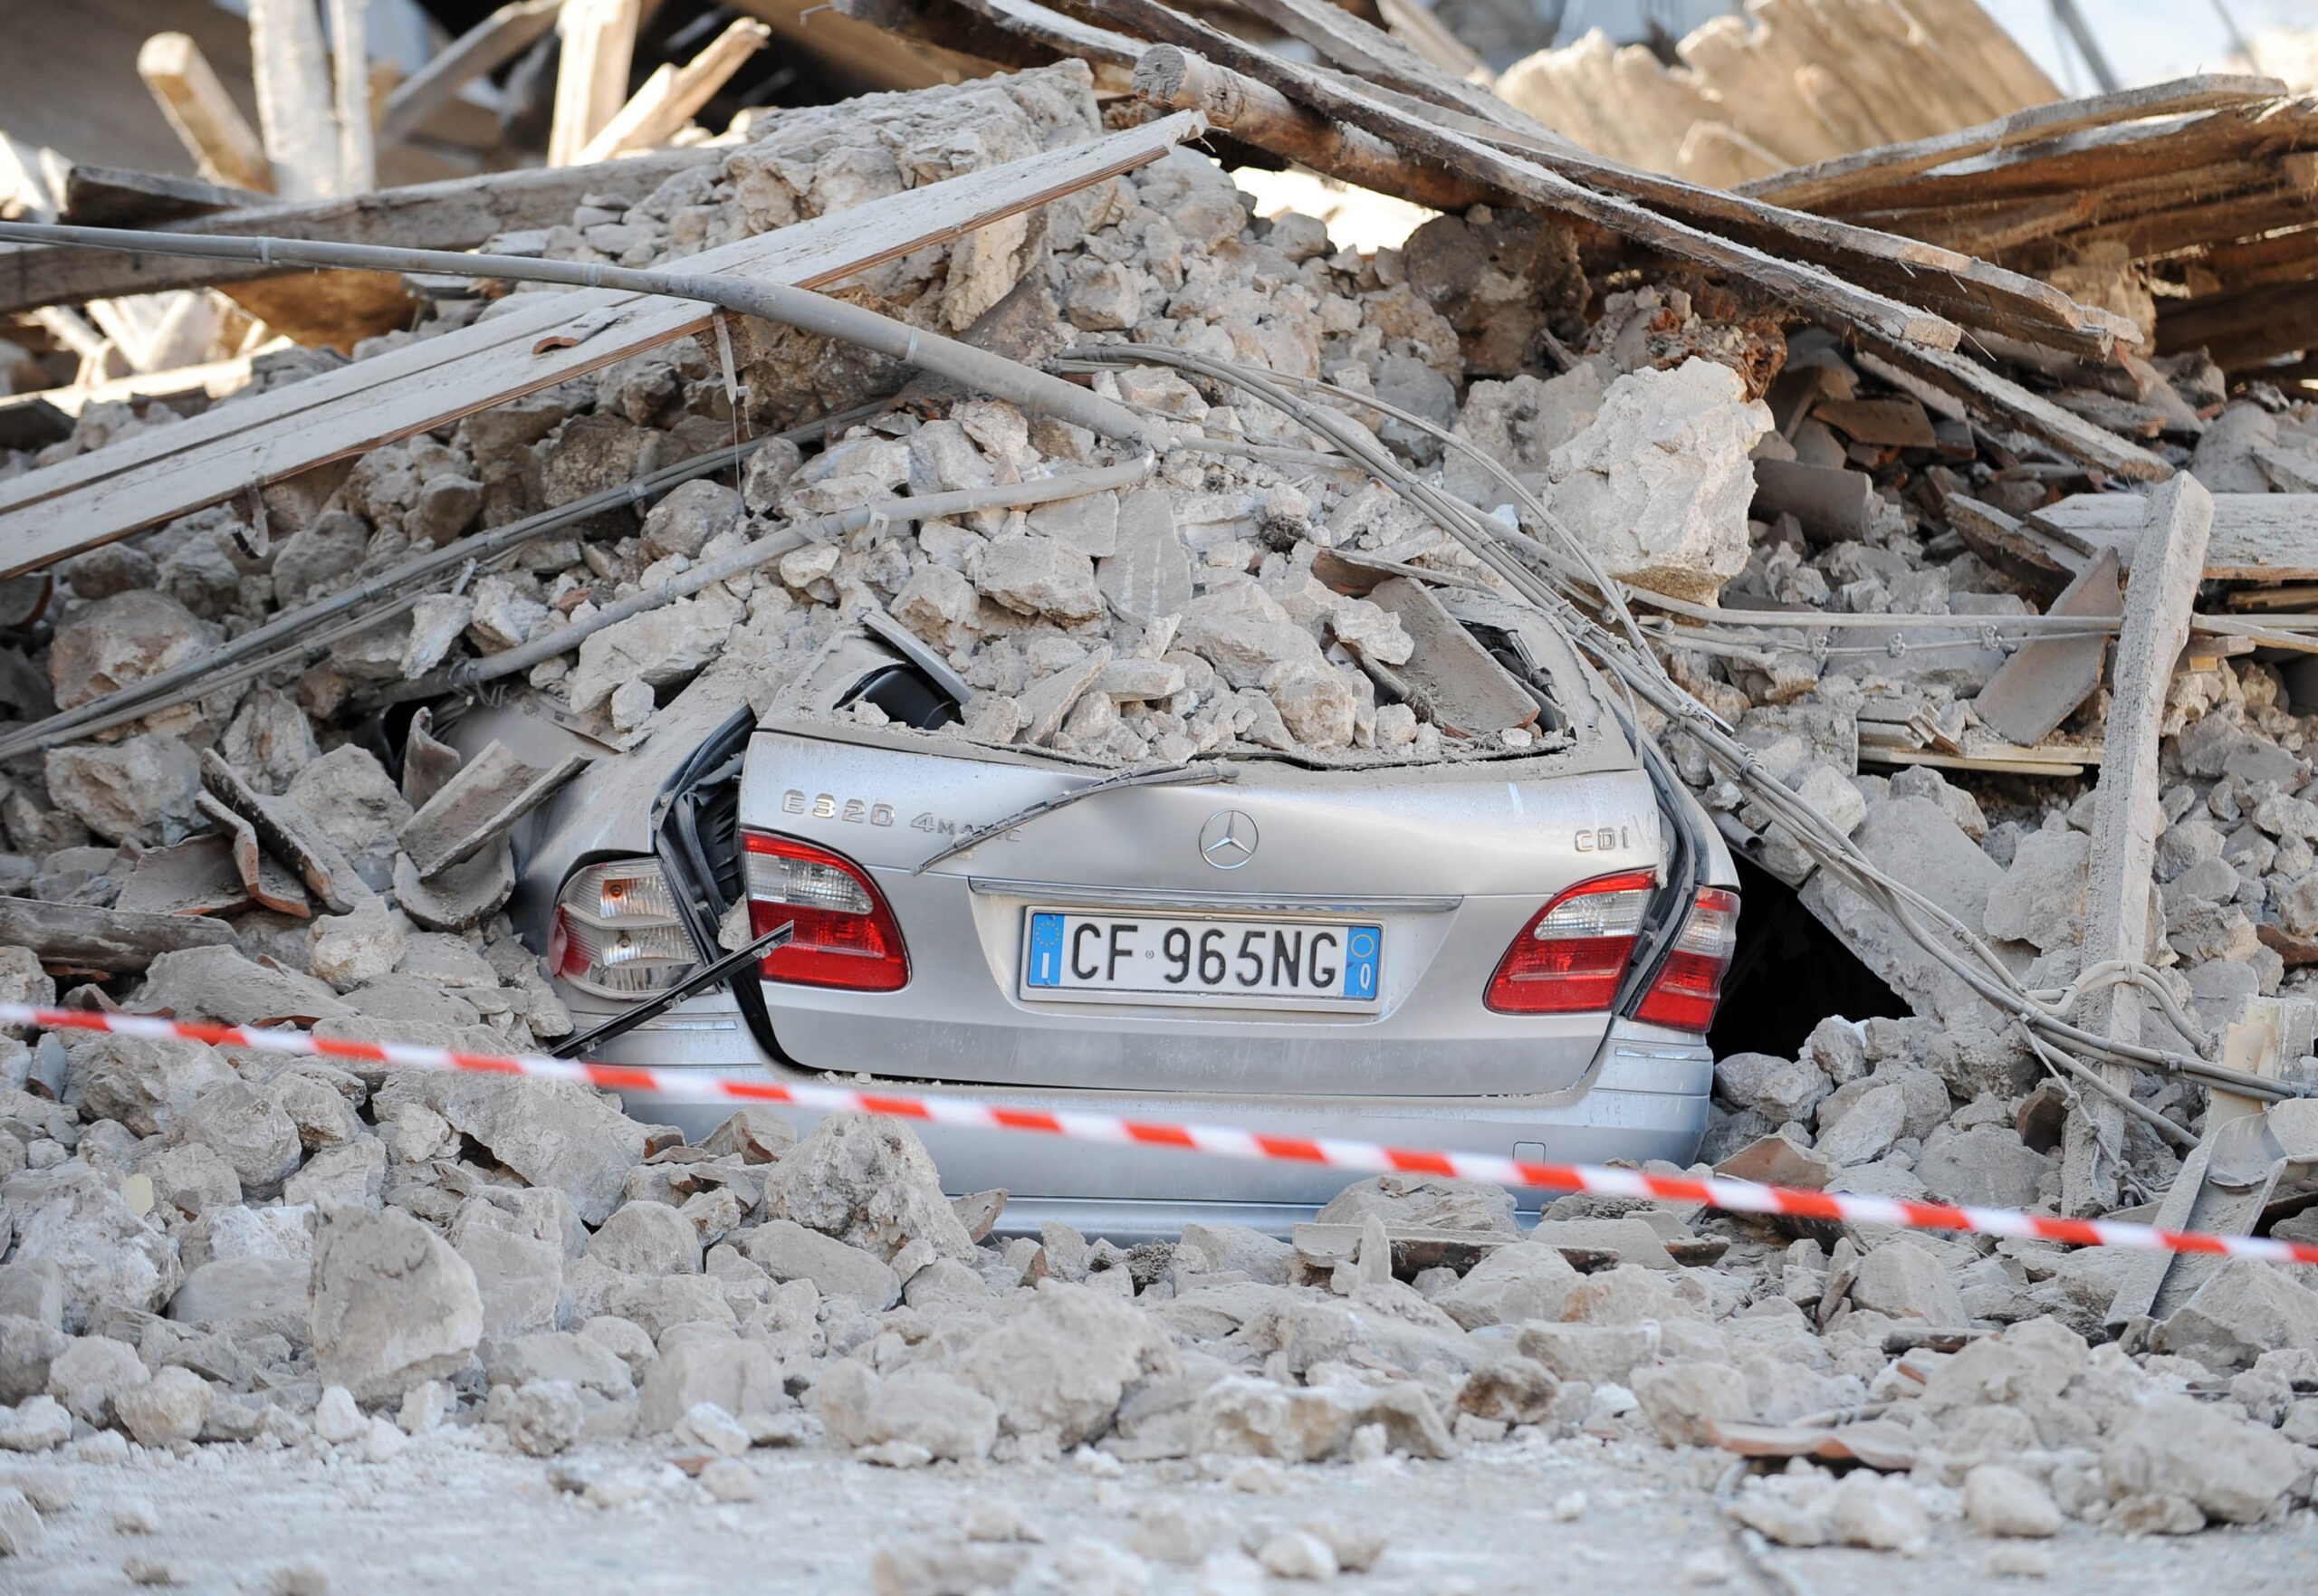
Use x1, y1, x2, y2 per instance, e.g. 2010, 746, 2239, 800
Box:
445, 601, 1738, 1238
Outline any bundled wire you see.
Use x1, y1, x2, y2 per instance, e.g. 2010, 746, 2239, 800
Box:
1059, 343, 2300, 1176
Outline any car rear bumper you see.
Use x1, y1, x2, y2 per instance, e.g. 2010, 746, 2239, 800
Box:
578, 999, 1711, 1238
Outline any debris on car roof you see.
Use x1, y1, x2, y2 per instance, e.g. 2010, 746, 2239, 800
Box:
7, 0, 2318, 1578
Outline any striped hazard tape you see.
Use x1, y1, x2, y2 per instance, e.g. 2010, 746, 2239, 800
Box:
10, 1002, 2312, 1267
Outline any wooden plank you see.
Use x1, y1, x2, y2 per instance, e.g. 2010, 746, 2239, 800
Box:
0, 113, 1206, 579
576, 17, 770, 162
2034, 492, 2318, 579
0, 116, 1191, 517
941, 0, 1146, 71
2015, 174, 2318, 268
1859, 744, 2092, 779
1131, 45, 1492, 213
1741, 75, 2284, 214
549, 0, 644, 167
136, 31, 275, 194
326, 0, 378, 196
249, 0, 341, 200
379, 0, 562, 149
2061, 473, 2213, 1217
0, 145, 720, 314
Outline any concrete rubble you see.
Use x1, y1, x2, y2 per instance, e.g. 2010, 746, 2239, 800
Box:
5, 6, 2318, 1589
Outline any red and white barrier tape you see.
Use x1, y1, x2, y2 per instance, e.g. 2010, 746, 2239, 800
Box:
11, 1002, 2313, 1267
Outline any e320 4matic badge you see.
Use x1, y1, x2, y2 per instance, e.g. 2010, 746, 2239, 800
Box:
1199, 809, 1258, 869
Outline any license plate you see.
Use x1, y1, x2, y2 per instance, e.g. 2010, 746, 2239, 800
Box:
1020, 909, 1383, 1009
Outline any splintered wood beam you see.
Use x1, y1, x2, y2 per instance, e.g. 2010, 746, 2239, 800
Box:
137, 32, 275, 195
1740, 74, 2285, 214
549, 0, 644, 167
379, 0, 562, 148
1132, 46, 1489, 213
1224, 0, 1560, 144
575, 16, 771, 162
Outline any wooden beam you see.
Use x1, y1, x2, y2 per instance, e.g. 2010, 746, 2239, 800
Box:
575, 17, 770, 163
926, 0, 1145, 74
0, 112, 1206, 578
2158, 274, 2318, 370
0, 145, 719, 314
1808, 101, 2318, 219
59, 165, 268, 227
1747, 81, 2284, 216
379, 0, 562, 149
250, 0, 343, 200
137, 32, 276, 195
548, 0, 643, 167
2060, 474, 2213, 1216
1133, 47, 1489, 213
326, 0, 378, 195
725, 0, 1008, 91
1863, 337, 2173, 481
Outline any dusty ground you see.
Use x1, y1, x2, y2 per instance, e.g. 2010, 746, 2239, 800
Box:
13, 1429, 2318, 1595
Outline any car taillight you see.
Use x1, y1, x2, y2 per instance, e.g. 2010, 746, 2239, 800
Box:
552, 858, 697, 999
1635, 886, 1739, 1033
741, 831, 909, 991
1485, 869, 1655, 1015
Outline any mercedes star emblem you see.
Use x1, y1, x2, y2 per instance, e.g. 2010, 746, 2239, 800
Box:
1199, 809, 1259, 869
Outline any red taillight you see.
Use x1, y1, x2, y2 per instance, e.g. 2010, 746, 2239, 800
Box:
1485, 870, 1655, 1015
1635, 887, 1739, 1033
741, 831, 909, 992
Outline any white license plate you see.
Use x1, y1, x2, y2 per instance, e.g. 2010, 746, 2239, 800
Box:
1020, 909, 1383, 1010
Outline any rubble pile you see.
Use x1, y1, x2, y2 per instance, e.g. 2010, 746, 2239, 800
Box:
3, 66, 1777, 779
8, 19, 2318, 1581
5, 1082, 2318, 1563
